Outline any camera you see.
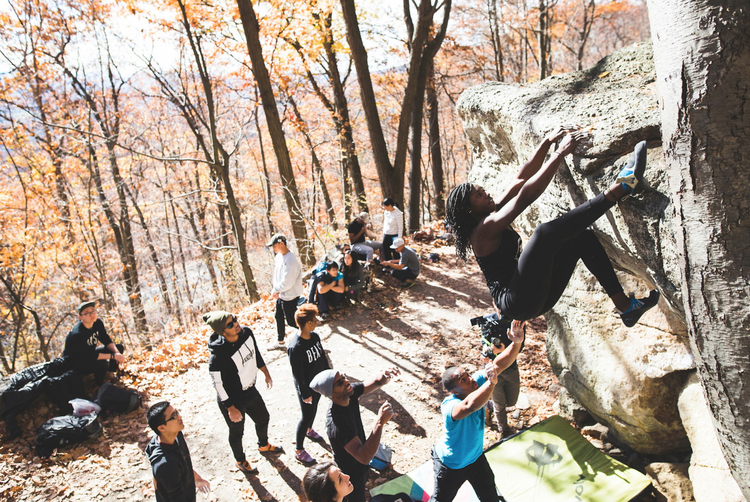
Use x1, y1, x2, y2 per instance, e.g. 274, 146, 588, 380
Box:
470, 313, 513, 360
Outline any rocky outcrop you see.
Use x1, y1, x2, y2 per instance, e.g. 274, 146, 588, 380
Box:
678, 373, 745, 502
456, 41, 694, 454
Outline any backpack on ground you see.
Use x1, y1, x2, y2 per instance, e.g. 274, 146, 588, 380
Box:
35, 413, 102, 457
95, 383, 141, 414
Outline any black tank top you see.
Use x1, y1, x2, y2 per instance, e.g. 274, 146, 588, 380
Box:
475, 227, 522, 290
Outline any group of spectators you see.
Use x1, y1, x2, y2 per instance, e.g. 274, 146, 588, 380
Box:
61, 194, 514, 501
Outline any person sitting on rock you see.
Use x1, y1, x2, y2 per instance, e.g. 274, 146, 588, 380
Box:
311, 262, 345, 320
347, 212, 383, 264
63, 300, 125, 385
341, 250, 366, 302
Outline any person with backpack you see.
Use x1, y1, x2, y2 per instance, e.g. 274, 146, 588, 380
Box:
63, 300, 126, 385
204, 311, 283, 475
145, 401, 210, 501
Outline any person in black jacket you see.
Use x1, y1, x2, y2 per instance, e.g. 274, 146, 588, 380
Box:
145, 401, 209, 501
204, 311, 283, 475
63, 300, 125, 384
287, 304, 331, 465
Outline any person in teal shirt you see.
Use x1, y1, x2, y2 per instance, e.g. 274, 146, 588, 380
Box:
430, 320, 525, 502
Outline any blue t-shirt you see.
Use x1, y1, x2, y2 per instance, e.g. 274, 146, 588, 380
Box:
434, 371, 487, 469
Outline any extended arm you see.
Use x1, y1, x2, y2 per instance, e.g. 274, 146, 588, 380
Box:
492, 320, 525, 374
362, 367, 400, 395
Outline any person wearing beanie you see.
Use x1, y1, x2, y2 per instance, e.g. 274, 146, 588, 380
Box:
204, 311, 283, 475
267, 234, 305, 350
309, 366, 401, 502
63, 300, 126, 385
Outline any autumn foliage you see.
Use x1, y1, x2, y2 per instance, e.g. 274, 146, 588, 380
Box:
0, 0, 649, 373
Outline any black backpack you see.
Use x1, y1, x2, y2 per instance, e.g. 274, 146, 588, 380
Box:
96, 383, 141, 414
35, 414, 102, 457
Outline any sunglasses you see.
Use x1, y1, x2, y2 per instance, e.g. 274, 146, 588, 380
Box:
165, 409, 180, 423
225, 319, 237, 330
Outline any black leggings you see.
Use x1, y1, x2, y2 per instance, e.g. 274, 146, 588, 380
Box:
217, 386, 270, 462
295, 387, 321, 451
496, 192, 624, 320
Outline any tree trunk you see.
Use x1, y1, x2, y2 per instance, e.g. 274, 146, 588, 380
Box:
253, 103, 275, 236
236, 0, 314, 268
648, 0, 750, 497
408, 64, 427, 233
426, 58, 445, 219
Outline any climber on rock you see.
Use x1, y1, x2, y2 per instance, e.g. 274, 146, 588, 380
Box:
445, 127, 659, 327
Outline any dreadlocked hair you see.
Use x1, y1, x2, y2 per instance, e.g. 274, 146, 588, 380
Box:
445, 182, 477, 262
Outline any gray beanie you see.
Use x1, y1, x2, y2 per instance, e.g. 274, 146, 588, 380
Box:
203, 311, 232, 334
309, 369, 338, 399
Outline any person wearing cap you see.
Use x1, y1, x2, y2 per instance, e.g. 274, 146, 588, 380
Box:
145, 400, 210, 501
347, 212, 383, 263
204, 311, 283, 475
381, 238, 420, 288
309, 367, 400, 502
267, 233, 305, 350
430, 320, 525, 502
62, 300, 125, 385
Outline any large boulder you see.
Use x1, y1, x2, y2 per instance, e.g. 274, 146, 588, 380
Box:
678, 372, 745, 502
456, 41, 694, 453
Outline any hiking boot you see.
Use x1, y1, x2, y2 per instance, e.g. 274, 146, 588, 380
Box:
295, 450, 316, 466
616, 141, 648, 195
258, 443, 284, 454
619, 290, 660, 327
402, 279, 416, 289
236, 460, 258, 475
306, 429, 323, 440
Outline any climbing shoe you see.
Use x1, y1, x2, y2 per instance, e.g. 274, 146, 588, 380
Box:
616, 140, 648, 195
619, 289, 660, 327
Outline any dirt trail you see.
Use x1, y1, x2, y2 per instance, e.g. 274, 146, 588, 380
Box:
0, 244, 560, 502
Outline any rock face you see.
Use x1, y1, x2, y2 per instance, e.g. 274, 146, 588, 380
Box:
678, 373, 745, 502
456, 41, 694, 454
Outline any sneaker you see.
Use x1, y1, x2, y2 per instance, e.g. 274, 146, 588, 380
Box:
236, 460, 258, 475
306, 429, 323, 441
616, 140, 647, 194
295, 450, 316, 465
258, 443, 284, 454
619, 289, 660, 327
320, 312, 329, 320
270, 342, 286, 351
402, 279, 416, 289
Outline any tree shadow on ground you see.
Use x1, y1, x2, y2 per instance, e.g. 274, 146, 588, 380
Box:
245, 453, 305, 502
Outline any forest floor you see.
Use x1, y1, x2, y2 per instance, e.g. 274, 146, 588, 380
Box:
0, 236, 643, 502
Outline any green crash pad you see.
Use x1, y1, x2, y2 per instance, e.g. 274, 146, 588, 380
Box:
370, 415, 651, 501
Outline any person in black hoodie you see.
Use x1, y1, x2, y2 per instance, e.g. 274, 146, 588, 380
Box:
63, 300, 126, 384
145, 401, 209, 501
287, 304, 331, 465
204, 311, 283, 475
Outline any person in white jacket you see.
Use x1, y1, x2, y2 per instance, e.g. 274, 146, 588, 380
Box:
267, 234, 304, 350
381, 198, 403, 262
